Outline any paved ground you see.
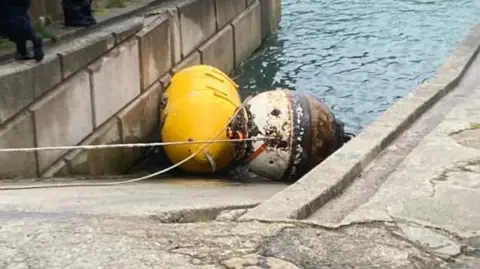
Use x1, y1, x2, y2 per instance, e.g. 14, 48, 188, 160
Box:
0, 216, 451, 269
0, 177, 286, 222
308, 44, 480, 268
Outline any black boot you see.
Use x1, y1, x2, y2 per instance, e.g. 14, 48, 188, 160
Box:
83, 2, 96, 25
32, 35, 44, 62
64, 8, 96, 27
14, 51, 34, 61
63, 0, 96, 27
14, 40, 33, 61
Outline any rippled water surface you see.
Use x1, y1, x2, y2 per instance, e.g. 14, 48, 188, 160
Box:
234, 0, 480, 133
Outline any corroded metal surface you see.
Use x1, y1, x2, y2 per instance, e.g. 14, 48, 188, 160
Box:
229, 88, 350, 182
245, 90, 293, 181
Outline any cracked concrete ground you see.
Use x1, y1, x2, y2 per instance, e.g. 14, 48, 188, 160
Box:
308, 47, 480, 268
0, 215, 450, 269
0, 175, 458, 269
0, 178, 286, 221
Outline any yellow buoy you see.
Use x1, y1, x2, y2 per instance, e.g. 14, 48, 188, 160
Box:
160, 65, 241, 173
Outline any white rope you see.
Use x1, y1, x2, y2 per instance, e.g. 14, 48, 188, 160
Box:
0, 96, 255, 191
0, 137, 266, 153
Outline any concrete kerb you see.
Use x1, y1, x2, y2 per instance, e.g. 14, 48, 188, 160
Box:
240, 24, 480, 222
150, 203, 260, 223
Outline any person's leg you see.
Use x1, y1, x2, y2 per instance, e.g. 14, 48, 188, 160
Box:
0, 3, 8, 39
82, 0, 96, 24
32, 34, 44, 62
6, 5, 31, 61
62, 0, 96, 27
13, 40, 34, 61
61, 0, 74, 26
0, 24, 8, 41
7, 4, 44, 61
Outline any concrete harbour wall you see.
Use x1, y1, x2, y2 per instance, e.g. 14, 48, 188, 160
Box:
0, 0, 282, 179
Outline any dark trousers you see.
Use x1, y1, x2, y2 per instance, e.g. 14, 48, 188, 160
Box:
62, 0, 96, 27
0, 3, 12, 40
0, 1, 43, 61
0, 2, 40, 54
0, 22, 9, 41
7, 6, 41, 54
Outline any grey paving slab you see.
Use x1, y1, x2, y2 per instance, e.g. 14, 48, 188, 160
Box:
0, 178, 287, 220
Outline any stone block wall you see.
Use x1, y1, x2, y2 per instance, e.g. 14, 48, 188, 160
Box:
0, 0, 281, 179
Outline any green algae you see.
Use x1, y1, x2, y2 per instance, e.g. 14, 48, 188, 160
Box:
470, 123, 480, 130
